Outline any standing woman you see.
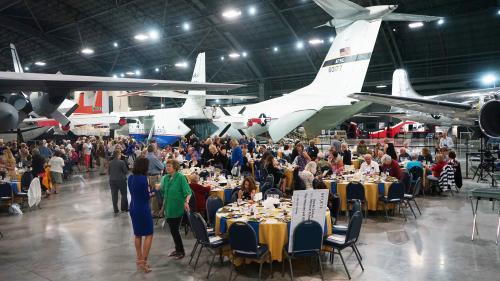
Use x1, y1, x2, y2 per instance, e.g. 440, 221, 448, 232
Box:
160, 159, 192, 260
128, 157, 154, 273
3, 148, 17, 179
96, 141, 107, 175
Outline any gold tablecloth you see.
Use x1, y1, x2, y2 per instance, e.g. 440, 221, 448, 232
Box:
324, 180, 394, 211
215, 207, 332, 262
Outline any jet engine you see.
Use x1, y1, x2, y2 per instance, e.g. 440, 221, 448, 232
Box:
0, 93, 33, 131
479, 100, 500, 138
29, 91, 67, 117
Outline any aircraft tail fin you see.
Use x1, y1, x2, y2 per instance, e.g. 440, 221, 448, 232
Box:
391, 69, 421, 98
181, 53, 206, 113
10, 43, 23, 73
307, 19, 382, 101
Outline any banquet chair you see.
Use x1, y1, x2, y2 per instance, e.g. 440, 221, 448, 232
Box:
0, 182, 13, 209
282, 220, 324, 281
264, 188, 283, 199
333, 198, 361, 235
228, 221, 272, 281
206, 196, 224, 228
404, 178, 422, 218
323, 211, 364, 280
409, 166, 424, 196
378, 182, 411, 221
260, 175, 275, 194
230, 187, 240, 203
189, 212, 228, 279
181, 193, 197, 235
346, 182, 367, 218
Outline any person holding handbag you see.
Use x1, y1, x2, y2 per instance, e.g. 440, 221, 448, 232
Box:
160, 159, 192, 260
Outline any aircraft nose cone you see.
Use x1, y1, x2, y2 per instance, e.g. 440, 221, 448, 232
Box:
0, 102, 20, 131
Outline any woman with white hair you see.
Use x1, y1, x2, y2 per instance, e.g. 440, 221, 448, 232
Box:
380, 154, 403, 180
299, 161, 317, 190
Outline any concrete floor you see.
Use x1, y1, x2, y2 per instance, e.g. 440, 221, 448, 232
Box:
1, 172, 499, 281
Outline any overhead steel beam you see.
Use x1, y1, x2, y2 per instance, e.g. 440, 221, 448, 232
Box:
268, 1, 318, 72
184, 0, 265, 80
0, 16, 107, 74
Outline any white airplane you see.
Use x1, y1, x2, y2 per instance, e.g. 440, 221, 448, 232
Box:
355, 69, 467, 127
31, 53, 255, 146
0, 44, 243, 133
209, 0, 441, 141
349, 69, 500, 138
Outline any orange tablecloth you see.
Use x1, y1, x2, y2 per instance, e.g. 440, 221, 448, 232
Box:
324, 180, 394, 211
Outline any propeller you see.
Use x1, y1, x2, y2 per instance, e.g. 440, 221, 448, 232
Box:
218, 124, 232, 137
217, 105, 247, 137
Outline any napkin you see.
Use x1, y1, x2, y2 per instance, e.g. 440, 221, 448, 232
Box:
254, 192, 263, 202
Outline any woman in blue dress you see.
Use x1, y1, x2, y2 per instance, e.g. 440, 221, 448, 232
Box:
128, 157, 154, 273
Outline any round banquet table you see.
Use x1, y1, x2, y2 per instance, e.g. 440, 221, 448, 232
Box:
215, 199, 332, 263
324, 180, 397, 211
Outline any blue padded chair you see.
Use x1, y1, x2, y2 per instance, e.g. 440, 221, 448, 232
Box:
230, 187, 240, 203
378, 182, 408, 221
324, 211, 364, 280
282, 220, 324, 281
228, 221, 272, 281
346, 182, 367, 218
189, 212, 227, 278
409, 166, 424, 196
264, 188, 283, 200
404, 178, 422, 218
206, 196, 224, 227
260, 175, 275, 194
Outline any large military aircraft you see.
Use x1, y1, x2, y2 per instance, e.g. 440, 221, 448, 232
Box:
210, 0, 441, 141
0, 44, 243, 132
349, 69, 500, 138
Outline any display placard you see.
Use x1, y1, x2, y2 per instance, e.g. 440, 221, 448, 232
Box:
288, 189, 329, 252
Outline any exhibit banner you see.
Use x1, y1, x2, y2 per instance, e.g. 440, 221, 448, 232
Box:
289, 189, 329, 252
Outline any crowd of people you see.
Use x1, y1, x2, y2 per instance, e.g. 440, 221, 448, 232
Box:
0, 132, 462, 273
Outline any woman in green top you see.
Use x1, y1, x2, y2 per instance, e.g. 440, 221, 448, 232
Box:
160, 159, 192, 259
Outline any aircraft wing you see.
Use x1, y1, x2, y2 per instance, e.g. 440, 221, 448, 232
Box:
117, 91, 257, 100
313, 0, 366, 19
349, 92, 473, 115
0, 72, 243, 92
383, 13, 442, 22
354, 111, 407, 117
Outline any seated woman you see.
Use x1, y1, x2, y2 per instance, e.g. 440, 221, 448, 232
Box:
418, 147, 433, 163
329, 151, 344, 174
398, 147, 411, 162
188, 173, 211, 215
299, 161, 317, 190
262, 151, 286, 190
356, 140, 369, 155
380, 154, 403, 181
427, 154, 446, 181
405, 153, 423, 171
238, 176, 257, 201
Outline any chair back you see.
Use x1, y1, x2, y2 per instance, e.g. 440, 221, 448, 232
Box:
228, 221, 258, 254
387, 182, 404, 200
412, 178, 422, 196
206, 196, 223, 226
292, 167, 306, 190
351, 199, 362, 213
0, 182, 13, 198
265, 174, 275, 187
21, 172, 33, 191
188, 192, 197, 211
291, 220, 323, 256
230, 187, 240, 203
331, 194, 341, 224
189, 212, 210, 245
409, 166, 423, 182
264, 188, 283, 199
345, 211, 363, 245
346, 182, 365, 201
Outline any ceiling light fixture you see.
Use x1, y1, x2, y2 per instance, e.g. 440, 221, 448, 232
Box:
155, 67, 160, 72
248, 6, 257, 15
222, 8, 242, 19
34, 61, 46, 66
273, 46, 279, 52
308, 38, 324, 45
408, 22, 424, 29
113, 42, 118, 47
148, 30, 160, 40
228, 52, 241, 58
376, 84, 387, 88
242, 52, 247, 57
24, 66, 29, 71
182, 22, 190, 31
81, 48, 94, 55
220, 56, 225, 61
135, 70, 141, 75
437, 18, 445, 25
175, 62, 188, 68
126, 71, 135, 75
120, 73, 125, 77
328, 36, 334, 43
112, 74, 118, 78
134, 33, 149, 41
296, 41, 304, 49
